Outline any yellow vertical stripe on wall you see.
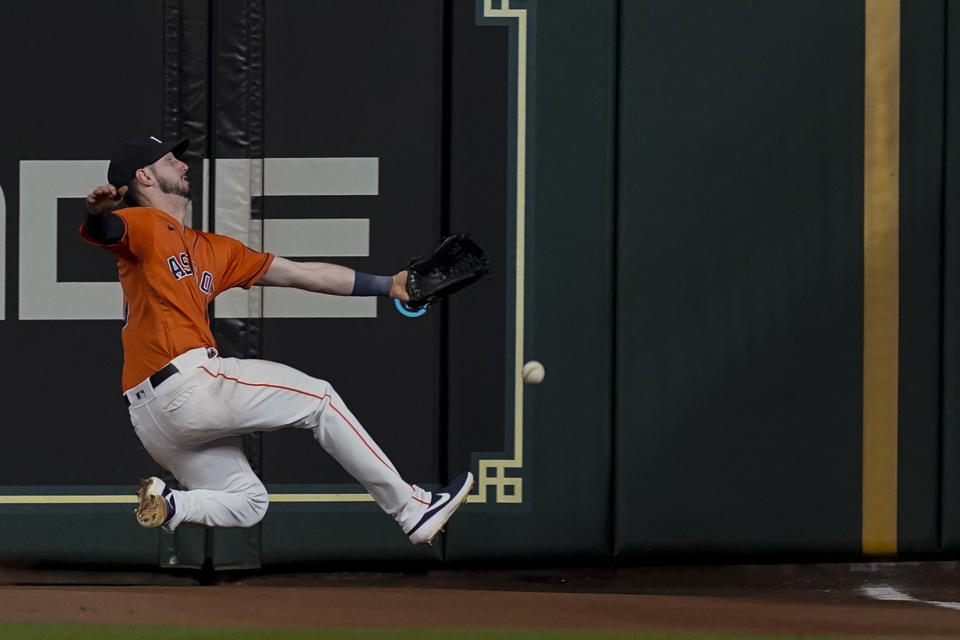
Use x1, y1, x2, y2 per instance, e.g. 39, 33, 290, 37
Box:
862, 0, 900, 556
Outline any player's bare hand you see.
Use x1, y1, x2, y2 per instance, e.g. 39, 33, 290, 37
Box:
390, 270, 409, 301
86, 184, 128, 214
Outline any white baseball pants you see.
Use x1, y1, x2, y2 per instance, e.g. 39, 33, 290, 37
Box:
125, 347, 431, 531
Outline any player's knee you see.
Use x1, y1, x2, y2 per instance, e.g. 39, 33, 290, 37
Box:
237, 482, 269, 526
307, 380, 337, 425
251, 483, 270, 520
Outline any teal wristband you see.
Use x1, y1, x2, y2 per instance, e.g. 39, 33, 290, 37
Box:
351, 272, 392, 297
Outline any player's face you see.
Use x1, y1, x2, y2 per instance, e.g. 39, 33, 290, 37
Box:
150, 153, 191, 200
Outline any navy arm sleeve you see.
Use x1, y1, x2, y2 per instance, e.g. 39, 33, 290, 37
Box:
83, 211, 125, 245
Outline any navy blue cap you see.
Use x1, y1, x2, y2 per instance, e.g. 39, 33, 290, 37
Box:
107, 136, 189, 188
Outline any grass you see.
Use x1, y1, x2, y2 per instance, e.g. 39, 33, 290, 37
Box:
0, 625, 951, 640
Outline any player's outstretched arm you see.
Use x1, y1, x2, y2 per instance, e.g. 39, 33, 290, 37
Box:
258, 256, 409, 301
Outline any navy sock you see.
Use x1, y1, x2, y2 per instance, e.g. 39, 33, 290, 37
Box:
162, 486, 176, 524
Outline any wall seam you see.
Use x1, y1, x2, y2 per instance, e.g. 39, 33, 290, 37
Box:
439, 0, 453, 512
609, 0, 622, 561
937, 0, 950, 553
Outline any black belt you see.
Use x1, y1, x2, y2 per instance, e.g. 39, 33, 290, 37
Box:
125, 362, 179, 405
148, 362, 180, 388
125, 348, 217, 405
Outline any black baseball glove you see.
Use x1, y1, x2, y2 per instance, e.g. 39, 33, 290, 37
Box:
405, 234, 490, 309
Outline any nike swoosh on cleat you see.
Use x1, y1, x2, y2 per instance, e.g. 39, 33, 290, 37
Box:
423, 493, 451, 518
407, 492, 452, 536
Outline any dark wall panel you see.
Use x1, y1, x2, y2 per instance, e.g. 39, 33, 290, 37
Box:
898, 0, 944, 554
256, 0, 447, 561
941, 0, 960, 551
0, 510, 163, 566
445, 0, 616, 560
616, 0, 865, 556
257, 0, 444, 492
446, 0, 511, 499
0, 1, 165, 490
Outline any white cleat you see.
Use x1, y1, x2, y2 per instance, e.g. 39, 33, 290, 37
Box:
406, 471, 474, 545
135, 477, 169, 528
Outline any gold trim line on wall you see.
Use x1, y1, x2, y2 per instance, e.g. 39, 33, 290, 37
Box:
862, 0, 900, 556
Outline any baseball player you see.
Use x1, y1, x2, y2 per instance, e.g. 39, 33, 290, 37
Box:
81, 135, 473, 545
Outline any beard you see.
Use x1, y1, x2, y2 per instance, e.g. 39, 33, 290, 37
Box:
156, 173, 191, 199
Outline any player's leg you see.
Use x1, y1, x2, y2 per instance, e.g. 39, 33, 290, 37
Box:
131, 413, 267, 530
190, 356, 433, 532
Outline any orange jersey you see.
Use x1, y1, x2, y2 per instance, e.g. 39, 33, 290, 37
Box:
80, 207, 274, 391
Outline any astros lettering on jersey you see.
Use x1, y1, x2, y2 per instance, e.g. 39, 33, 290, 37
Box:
80, 206, 274, 390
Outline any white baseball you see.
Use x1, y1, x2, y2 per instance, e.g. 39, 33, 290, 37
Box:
522, 360, 545, 384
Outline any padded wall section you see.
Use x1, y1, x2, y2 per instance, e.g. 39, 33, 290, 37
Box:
616, 0, 865, 556
0, 0, 170, 564
898, 0, 944, 554
941, 0, 960, 551
0, 0, 164, 484
445, 0, 616, 561
257, 0, 446, 563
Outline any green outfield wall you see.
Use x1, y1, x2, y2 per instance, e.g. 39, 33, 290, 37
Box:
0, 0, 956, 569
